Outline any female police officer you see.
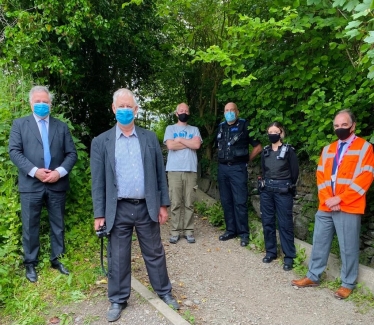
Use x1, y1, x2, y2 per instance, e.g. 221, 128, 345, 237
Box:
259, 122, 299, 271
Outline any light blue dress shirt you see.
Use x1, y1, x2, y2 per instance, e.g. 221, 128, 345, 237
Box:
115, 125, 145, 199
29, 114, 67, 177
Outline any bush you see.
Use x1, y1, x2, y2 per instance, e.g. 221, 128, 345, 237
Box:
0, 69, 93, 313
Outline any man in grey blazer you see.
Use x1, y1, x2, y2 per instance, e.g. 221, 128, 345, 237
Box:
9, 86, 77, 282
90, 88, 179, 322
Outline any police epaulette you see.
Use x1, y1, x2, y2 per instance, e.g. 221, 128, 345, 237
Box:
264, 145, 270, 150
284, 144, 295, 151
219, 121, 225, 125
238, 118, 246, 122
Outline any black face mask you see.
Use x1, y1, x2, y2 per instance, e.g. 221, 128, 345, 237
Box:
335, 127, 352, 140
177, 113, 189, 123
268, 133, 281, 144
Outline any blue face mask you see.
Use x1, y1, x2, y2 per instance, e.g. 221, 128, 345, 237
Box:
116, 108, 134, 126
33, 103, 50, 118
224, 111, 236, 123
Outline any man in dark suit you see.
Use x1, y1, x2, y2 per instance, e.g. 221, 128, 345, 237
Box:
90, 88, 179, 322
9, 86, 77, 282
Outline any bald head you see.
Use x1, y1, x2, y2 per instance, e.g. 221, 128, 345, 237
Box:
224, 102, 239, 124
176, 103, 189, 114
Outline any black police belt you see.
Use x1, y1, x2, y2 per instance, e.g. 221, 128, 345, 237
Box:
264, 179, 291, 194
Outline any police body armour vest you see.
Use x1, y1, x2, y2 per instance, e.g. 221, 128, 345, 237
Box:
217, 119, 249, 163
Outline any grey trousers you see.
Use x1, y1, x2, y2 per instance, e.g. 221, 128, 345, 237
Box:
307, 210, 361, 289
168, 171, 197, 236
108, 200, 172, 304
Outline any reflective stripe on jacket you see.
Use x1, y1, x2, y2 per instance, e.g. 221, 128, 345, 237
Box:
317, 137, 374, 214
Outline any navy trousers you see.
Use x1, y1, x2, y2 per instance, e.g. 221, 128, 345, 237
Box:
20, 188, 66, 265
260, 187, 295, 264
218, 162, 249, 239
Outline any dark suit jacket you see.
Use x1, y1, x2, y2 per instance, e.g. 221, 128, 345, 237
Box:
90, 125, 170, 232
8, 114, 77, 192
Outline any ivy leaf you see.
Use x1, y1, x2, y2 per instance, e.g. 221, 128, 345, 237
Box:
368, 66, 374, 79
345, 28, 361, 39
332, 0, 347, 8
352, 0, 372, 18
343, 0, 360, 12
307, 0, 322, 5
345, 20, 361, 30
364, 31, 374, 44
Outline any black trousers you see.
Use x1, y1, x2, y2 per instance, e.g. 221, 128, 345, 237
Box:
108, 200, 171, 304
218, 162, 249, 238
260, 187, 296, 264
20, 188, 66, 265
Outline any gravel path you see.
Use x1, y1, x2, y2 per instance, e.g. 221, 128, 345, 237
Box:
49, 214, 374, 325
153, 215, 374, 325
51, 289, 174, 325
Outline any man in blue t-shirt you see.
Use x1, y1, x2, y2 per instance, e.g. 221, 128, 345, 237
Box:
163, 103, 202, 244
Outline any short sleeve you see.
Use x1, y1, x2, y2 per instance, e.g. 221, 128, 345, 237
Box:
163, 125, 175, 144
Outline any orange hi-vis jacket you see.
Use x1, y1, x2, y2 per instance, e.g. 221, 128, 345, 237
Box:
317, 136, 374, 214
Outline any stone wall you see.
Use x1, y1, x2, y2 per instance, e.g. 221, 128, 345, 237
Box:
197, 164, 374, 268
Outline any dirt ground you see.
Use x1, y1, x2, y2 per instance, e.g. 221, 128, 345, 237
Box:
133, 215, 374, 325
48, 214, 374, 325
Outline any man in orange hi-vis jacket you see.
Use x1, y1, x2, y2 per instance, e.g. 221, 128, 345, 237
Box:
291, 109, 374, 300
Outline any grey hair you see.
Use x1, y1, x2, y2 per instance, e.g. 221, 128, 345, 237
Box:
336, 109, 356, 124
29, 86, 53, 103
112, 88, 138, 106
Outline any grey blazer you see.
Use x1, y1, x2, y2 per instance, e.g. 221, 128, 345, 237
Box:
8, 115, 77, 192
90, 125, 170, 232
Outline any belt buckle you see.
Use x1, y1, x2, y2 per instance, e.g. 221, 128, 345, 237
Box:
227, 162, 232, 166
133, 199, 140, 204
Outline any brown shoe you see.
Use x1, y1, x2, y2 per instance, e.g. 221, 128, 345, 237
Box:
291, 277, 319, 288
334, 287, 352, 299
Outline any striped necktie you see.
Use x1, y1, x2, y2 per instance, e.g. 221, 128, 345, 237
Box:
332, 142, 346, 176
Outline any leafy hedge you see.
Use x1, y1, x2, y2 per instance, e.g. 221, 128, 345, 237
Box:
0, 70, 93, 307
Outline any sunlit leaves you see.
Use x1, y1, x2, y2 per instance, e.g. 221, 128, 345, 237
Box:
364, 30, 374, 43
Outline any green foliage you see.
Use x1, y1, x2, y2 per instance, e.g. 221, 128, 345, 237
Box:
366, 186, 374, 215
182, 309, 196, 324
190, 0, 374, 162
194, 200, 208, 216
0, 0, 168, 145
348, 282, 374, 312
248, 220, 266, 252
194, 201, 225, 227
205, 202, 225, 227
0, 69, 95, 323
0, 69, 33, 306
311, 0, 374, 79
151, 117, 172, 143
293, 245, 308, 276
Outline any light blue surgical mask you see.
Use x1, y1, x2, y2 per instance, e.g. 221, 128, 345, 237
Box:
33, 103, 50, 118
224, 111, 236, 123
116, 108, 134, 126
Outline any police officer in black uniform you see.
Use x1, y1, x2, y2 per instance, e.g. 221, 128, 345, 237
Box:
259, 121, 299, 270
217, 102, 262, 247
